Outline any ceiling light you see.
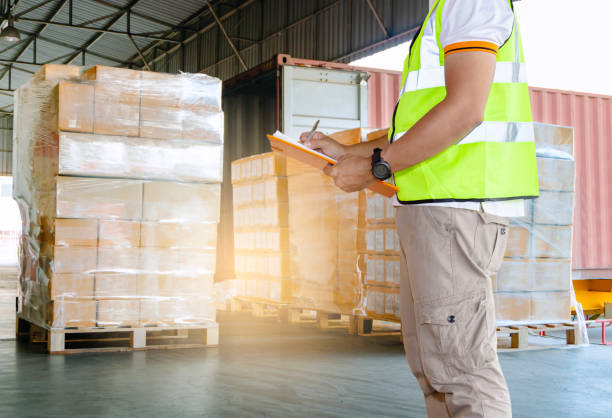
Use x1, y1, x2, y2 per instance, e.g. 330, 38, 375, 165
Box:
0, 16, 20, 42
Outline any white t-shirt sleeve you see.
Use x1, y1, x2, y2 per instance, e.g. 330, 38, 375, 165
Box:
439, 0, 514, 53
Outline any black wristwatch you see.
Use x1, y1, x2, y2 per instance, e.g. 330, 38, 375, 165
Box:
371, 148, 391, 181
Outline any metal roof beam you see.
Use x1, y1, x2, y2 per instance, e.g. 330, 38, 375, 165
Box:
14, 0, 55, 19
62, 0, 144, 65
131, 0, 258, 69
0, 0, 69, 82
205, 0, 247, 71
90, 0, 181, 30
126, 2, 216, 67
366, 0, 390, 39
128, 34, 150, 70
16, 17, 183, 43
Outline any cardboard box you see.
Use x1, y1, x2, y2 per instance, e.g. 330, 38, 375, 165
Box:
265, 228, 289, 252
495, 292, 530, 322
533, 259, 571, 291
182, 107, 223, 142
50, 299, 96, 327
54, 246, 97, 274
54, 219, 98, 247
533, 225, 572, 258
534, 191, 574, 225
530, 291, 571, 322
50, 273, 94, 299
140, 71, 181, 108
496, 259, 534, 292
359, 225, 400, 254
142, 181, 220, 223
94, 273, 139, 298
140, 249, 216, 275
97, 247, 141, 273
504, 226, 531, 258
261, 152, 287, 178
58, 132, 223, 182
138, 274, 214, 298
139, 104, 182, 140
56, 176, 143, 220
98, 220, 140, 247
140, 221, 217, 249
365, 191, 395, 224
97, 299, 139, 327
32, 64, 81, 82
93, 85, 140, 136
82, 65, 141, 83
58, 82, 94, 133
537, 157, 575, 192
263, 177, 288, 202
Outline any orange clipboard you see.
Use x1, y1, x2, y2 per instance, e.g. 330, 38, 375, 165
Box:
267, 134, 399, 198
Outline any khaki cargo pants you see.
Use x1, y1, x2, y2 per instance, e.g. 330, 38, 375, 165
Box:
396, 205, 511, 418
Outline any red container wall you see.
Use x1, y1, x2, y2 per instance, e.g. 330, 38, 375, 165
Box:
367, 71, 402, 129
530, 87, 612, 274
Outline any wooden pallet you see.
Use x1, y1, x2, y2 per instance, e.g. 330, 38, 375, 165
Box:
228, 297, 288, 319
496, 322, 586, 351
350, 316, 402, 337
16, 315, 219, 355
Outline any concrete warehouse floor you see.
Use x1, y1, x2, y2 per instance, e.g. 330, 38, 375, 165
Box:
0, 312, 610, 418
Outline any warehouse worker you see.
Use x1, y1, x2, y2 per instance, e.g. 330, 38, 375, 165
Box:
300, 0, 538, 416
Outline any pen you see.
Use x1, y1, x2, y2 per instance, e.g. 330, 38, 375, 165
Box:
304, 119, 320, 143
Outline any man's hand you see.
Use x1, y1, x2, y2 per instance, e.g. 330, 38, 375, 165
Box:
323, 154, 375, 193
299, 131, 346, 160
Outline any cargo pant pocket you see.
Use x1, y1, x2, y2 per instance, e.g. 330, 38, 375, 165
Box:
416, 292, 494, 384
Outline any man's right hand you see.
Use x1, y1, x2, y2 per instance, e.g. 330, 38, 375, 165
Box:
299, 131, 346, 160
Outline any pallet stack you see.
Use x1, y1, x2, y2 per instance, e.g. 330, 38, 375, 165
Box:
287, 128, 386, 315
361, 190, 401, 321
495, 123, 575, 323
231, 152, 291, 304
13, 64, 223, 333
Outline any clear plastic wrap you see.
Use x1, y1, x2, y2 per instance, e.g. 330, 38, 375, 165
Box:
286, 128, 385, 314
494, 123, 581, 329
231, 152, 291, 303
13, 64, 223, 329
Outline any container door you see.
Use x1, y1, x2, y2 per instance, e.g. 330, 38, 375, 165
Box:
281, 65, 369, 138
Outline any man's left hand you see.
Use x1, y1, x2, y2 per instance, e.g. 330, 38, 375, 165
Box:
323, 154, 375, 193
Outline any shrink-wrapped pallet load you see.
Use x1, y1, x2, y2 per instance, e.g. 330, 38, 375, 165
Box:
231, 152, 291, 303
13, 64, 223, 330
361, 190, 401, 321
494, 123, 575, 323
287, 128, 387, 315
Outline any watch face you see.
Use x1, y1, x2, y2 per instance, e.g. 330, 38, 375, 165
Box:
373, 163, 390, 179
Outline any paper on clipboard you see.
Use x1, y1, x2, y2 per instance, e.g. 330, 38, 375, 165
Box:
267, 131, 398, 198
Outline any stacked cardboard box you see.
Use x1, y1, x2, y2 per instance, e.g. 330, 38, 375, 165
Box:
287, 128, 387, 314
495, 124, 575, 323
13, 64, 223, 328
231, 152, 291, 303
361, 190, 401, 321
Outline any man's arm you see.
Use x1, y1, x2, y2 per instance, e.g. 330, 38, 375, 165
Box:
322, 50, 497, 193
299, 131, 388, 160
381, 50, 496, 172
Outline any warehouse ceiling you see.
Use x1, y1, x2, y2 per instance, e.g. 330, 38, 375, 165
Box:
0, 0, 428, 116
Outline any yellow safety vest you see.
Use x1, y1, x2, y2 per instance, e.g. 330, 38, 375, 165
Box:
390, 0, 539, 204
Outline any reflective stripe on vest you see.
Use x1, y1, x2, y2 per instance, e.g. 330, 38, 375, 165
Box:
390, 0, 539, 203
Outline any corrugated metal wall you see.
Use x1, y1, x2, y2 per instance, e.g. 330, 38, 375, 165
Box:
0, 118, 13, 176
217, 72, 277, 280
530, 87, 612, 275
149, 0, 427, 80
